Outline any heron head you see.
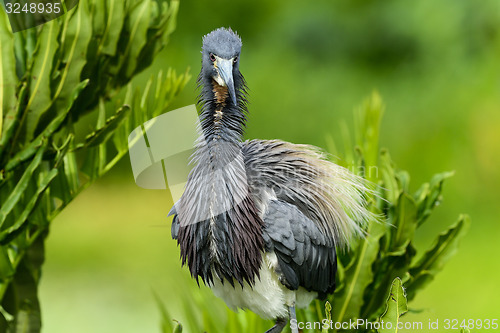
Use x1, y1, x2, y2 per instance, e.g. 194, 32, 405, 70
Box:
201, 27, 242, 106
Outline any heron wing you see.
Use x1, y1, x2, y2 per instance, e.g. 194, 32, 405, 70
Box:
242, 139, 371, 250
262, 199, 337, 298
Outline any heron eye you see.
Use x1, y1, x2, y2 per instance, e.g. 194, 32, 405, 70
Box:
209, 53, 216, 62
233, 56, 238, 64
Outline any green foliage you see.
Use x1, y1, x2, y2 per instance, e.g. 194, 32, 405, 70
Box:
162, 93, 469, 333
0, 1, 188, 331
378, 278, 407, 333
305, 93, 470, 333
322, 302, 332, 333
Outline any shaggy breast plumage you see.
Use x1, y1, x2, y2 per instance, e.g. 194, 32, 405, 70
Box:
171, 157, 265, 287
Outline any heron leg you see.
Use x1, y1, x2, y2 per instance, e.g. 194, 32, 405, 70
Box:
289, 305, 298, 333
265, 317, 287, 333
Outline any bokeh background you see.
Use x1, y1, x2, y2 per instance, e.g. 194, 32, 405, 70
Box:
39, 0, 500, 332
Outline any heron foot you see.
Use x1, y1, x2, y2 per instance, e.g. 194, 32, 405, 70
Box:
289, 305, 298, 333
265, 317, 287, 333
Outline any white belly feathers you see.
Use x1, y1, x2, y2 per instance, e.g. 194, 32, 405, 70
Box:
209, 252, 317, 320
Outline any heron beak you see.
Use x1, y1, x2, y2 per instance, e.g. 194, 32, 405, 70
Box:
216, 58, 237, 106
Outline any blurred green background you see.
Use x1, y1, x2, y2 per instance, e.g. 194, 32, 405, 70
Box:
40, 0, 500, 332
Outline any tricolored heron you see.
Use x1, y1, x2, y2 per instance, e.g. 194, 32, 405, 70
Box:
169, 27, 373, 333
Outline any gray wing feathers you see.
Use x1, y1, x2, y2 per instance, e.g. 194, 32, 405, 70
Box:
263, 200, 337, 298
171, 214, 180, 240
243, 139, 374, 249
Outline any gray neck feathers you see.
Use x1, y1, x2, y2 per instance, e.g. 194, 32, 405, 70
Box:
173, 72, 263, 287
196, 72, 248, 147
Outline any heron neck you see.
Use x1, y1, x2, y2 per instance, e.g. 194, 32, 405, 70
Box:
197, 78, 247, 148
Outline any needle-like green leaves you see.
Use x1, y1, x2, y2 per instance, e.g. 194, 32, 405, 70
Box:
84, 105, 131, 147
0, 168, 58, 242
0, 11, 17, 142
4, 79, 89, 172
406, 215, 470, 301
295, 93, 470, 333
52, 0, 91, 112
24, 21, 60, 142
0, 1, 188, 331
0, 142, 48, 229
121, 0, 152, 78
333, 220, 386, 324
100, 0, 125, 56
